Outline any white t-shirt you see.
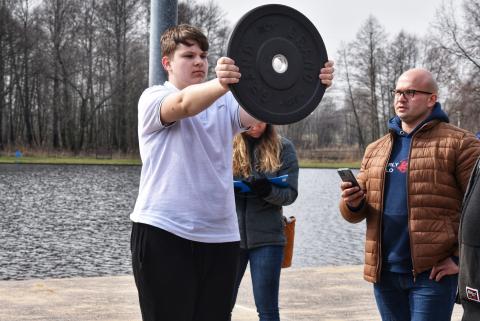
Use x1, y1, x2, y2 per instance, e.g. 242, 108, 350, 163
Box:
130, 81, 245, 243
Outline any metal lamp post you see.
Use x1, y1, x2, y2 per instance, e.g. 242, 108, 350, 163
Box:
149, 0, 178, 86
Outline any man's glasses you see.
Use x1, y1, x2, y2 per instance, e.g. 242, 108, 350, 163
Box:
391, 89, 433, 99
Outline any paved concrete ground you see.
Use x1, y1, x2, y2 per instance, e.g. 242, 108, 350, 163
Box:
0, 265, 463, 321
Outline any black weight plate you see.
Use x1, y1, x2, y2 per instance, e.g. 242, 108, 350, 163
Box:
227, 4, 328, 125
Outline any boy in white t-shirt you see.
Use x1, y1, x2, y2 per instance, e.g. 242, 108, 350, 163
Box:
130, 24, 334, 321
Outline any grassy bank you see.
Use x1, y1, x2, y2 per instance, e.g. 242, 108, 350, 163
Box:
299, 160, 360, 169
0, 155, 359, 168
0, 156, 141, 166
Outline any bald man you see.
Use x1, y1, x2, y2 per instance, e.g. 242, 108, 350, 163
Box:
339, 68, 480, 321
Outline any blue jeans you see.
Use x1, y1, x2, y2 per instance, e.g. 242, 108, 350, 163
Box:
231, 245, 284, 321
373, 270, 458, 321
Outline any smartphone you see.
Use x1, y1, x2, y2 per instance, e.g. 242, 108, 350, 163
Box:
337, 168, 359, 187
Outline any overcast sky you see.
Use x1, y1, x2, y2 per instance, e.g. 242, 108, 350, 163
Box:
198, 0, 455, 59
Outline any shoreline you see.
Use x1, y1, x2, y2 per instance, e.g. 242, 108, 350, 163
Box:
0, 265, 463, 321
0, 157, 360, 168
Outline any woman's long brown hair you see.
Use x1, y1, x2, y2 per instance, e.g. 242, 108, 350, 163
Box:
232, 124, 282, 178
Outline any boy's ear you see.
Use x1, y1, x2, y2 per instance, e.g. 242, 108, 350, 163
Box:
161, 56, 170, 71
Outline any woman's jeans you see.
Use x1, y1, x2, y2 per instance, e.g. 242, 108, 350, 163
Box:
231, 245, 284, 321
373, 270, 458, 321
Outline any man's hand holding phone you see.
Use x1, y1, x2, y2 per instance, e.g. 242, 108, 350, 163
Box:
337, 168, 365, 209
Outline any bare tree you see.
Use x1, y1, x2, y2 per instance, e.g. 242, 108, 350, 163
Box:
2, 3, 22, 147
338, 44, 365, 151
350, 15, 387, 142
0, 0, 235, 153
41, 0, 77, 149
0, 0, 15, 149
8, 1, 477, 157
377, 31, 418, 132
97, 0, 141, 153
431, 0, 480, 133
178, 0, 230, 77
13, 0, 37, 146
435, 0, 480, 71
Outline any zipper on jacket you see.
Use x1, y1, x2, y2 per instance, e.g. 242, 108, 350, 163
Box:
375, 135, 394, 282
406, 157, 417, 282
376, 190, 384, 283
407, 126, 428, 282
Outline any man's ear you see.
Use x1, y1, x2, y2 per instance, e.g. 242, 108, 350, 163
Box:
161, 56, 170, 72
427, 94, 437, 108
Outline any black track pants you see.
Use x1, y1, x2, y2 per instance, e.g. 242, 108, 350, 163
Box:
131, 222, 240, 321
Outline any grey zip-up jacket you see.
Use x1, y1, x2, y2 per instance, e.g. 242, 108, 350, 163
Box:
234, 136, 299, 249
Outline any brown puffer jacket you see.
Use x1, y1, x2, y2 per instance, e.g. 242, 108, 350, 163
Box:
340, 120, 480, 283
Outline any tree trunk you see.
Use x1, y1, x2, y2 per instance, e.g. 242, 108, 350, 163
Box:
21, 3, 34, 146
342, 48, 365, 152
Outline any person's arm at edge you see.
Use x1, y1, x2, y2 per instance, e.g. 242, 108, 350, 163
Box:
449, 132, 480, 258
456, 133, 480, 194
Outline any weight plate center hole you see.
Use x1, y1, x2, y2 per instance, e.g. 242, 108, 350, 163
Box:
272, 54, 288, 74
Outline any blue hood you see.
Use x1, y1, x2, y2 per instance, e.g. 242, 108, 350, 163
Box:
388, 102, 449, 136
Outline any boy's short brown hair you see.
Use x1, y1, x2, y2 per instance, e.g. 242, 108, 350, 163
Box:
161, 24, 209, 57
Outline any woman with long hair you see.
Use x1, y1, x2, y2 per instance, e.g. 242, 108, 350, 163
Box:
230, 122, 299, 321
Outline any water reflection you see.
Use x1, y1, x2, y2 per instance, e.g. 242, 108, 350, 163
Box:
0, 165, 365, 280
284, 168, 365, 267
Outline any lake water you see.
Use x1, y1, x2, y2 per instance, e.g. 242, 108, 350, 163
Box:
0, 165, 365, 280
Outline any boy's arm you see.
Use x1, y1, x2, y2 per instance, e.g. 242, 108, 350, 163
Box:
239, 108, 258, 129
160, 57, 241, 124
162, 58, 336, 127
